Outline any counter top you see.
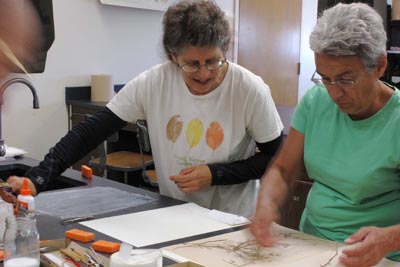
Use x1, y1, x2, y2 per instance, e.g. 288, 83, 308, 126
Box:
65, 84, 124, 106
65, 85, 137, 133
66, 99, 109, 109
0, 157, 242, 266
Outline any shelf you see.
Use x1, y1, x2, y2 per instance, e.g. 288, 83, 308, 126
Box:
391, 20, 400, 26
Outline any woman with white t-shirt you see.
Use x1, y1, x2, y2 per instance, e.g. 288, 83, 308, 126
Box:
8, 0, 283, 217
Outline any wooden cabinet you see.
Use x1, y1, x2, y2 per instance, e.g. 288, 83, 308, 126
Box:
279, 169, 313, 230
280, 180, 313, 230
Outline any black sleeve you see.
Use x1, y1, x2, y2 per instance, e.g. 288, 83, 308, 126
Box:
22, 107, 127, 193
208, 131, 284, 185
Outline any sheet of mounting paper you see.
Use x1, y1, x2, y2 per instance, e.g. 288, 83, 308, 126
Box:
36, 186, 156, 219
80, 202, 250, 247
162, 223, 399, 267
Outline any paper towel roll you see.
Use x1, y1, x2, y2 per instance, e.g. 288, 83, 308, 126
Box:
110, 249, 162, 267
91, 74, 114, 102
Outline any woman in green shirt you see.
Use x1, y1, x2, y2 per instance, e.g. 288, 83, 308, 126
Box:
251, 3, 400, 266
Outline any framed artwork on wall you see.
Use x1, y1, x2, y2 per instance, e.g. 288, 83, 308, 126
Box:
99, 0, 178, 11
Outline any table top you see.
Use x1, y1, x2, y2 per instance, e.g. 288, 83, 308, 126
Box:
0, 157, 242, 266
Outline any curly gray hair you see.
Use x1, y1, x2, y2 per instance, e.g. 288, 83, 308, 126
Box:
162, 0, 231, 61
310, 3, 387, 71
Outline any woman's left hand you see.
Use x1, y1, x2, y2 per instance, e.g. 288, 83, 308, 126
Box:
340, 226, 400, 267
169, 165, 212, 193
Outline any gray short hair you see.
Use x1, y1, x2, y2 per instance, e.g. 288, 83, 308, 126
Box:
310, 3, 387, 71
162, 0, 231, 61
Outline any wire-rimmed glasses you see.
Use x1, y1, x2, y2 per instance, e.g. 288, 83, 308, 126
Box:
177, 58, 227, 73
311, 70, 365, 90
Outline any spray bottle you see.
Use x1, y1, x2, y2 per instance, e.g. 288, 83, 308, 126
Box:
16, 178, 35, 217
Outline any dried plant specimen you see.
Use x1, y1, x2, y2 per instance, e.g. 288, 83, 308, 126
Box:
320, 246, 339, 267
166, 226, 343, 267
173, 239, 275, 267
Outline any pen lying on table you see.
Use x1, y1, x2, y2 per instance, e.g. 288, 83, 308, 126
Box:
60, 216, 95, 225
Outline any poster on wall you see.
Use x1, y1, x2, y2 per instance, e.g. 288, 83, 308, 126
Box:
99, 0, 179, 11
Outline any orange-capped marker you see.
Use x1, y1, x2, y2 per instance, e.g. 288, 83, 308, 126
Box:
65, 229, 95, 243
81, 165, 93, 179
92, 240, 121, 253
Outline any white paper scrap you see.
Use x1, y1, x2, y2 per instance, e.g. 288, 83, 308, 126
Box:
1, 145, 27, 158
207, 209, 250, 226
80, 203, 238, 247
42, 253, 65, 266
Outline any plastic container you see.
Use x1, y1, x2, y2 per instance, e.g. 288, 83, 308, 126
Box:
0, 197, 13, 244
3, 216, 40, 267
16, 178, 35, 216
110, 249, 162, 267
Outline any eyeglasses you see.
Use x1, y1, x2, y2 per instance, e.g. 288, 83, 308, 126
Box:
311, 70, 365, 90
177, 58, 227, 73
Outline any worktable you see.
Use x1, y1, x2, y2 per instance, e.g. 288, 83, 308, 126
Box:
0, 157, 242, 266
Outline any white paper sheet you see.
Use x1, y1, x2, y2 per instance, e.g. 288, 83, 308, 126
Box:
0, 145, 27, 159
80, 203, 246, 247
207, 209, 250, 225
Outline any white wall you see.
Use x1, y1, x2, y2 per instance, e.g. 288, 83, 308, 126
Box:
3, 0, 166, 159
298, 0, 318, 101
3, 0, 317, 160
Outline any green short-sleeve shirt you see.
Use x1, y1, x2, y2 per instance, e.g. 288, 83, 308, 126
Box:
292, 85, 400, 261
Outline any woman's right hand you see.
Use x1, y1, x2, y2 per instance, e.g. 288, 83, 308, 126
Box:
6, 176, 37, 196
250, 201, 280, 247
251, 127, 305, 247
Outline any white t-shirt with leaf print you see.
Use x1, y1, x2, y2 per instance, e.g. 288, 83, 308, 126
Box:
107, 61, 283, 217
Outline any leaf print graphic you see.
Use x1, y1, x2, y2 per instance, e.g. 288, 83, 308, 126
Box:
186, 118, 204, 152
206, 121, 224, 153
166, 115, 183, 143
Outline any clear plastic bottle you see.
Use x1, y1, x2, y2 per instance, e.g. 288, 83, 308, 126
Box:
3, 216, 40, 267
0, 196, 13, 245
16, 178, 35, 217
